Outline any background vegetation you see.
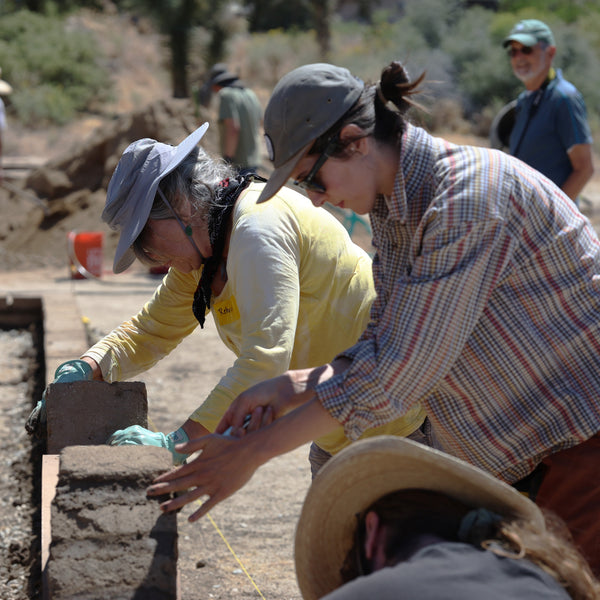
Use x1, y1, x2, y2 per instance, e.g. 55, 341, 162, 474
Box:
0, 0, 598, 148
0, 9, 111, 124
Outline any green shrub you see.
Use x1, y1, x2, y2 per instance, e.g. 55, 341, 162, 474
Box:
442, 8, 521, 114
0, 9, 111, 126
243, 29, 320, 88
244, 0, 313, 32
498, 0, 597, 23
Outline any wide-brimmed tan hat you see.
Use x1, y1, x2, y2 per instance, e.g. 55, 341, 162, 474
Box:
0, 68, 13, 95
294, 436, 544, 600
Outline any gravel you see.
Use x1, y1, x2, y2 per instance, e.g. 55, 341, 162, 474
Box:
0, 328, 44, 600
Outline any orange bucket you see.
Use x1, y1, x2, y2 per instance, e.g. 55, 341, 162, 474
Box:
67, 231, 104, 279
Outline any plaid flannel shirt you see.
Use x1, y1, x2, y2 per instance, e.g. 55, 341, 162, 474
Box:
316, 124, 600, 483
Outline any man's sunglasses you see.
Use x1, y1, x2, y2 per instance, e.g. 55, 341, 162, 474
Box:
507, 45, 535, 58
293, 134, 340, 194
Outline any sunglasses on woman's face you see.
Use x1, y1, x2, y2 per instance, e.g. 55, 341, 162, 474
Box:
507, 45, 535, 58
293, 134, 340, 194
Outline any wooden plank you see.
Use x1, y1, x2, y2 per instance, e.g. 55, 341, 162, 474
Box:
42, 454, 60, 600
2, 155, 45, 169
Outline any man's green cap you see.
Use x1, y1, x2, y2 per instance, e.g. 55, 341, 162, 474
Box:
503, 19, 555, 48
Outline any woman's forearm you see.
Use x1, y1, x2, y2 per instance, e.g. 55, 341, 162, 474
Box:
147, 394, 340, 521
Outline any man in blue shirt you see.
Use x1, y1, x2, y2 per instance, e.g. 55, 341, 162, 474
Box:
503, 19, 594, 203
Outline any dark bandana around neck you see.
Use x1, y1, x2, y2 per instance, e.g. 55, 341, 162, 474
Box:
192, 173, 266, 328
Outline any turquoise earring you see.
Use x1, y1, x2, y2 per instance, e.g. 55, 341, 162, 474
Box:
185, 225, 193, 236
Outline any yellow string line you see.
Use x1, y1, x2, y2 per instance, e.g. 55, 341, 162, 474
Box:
148, 416, 266, 598
148, 415, 158, 432
202, 504, 267, 600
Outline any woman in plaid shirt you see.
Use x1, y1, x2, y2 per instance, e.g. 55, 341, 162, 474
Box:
149, 62, 600, 574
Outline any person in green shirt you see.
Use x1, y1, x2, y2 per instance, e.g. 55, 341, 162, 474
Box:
209, 68, 263, 176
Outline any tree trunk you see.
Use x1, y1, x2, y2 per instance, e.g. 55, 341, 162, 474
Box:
169, 0, 197, 98
312, 0, 331, 61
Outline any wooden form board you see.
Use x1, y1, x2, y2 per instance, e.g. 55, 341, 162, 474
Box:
41, 454, 59, 600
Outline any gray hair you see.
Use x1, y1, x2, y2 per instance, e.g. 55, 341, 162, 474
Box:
132, 147, 236, 265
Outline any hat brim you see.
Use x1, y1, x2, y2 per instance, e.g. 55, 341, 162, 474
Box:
294, 436, 544, 600
503, 33, 538, 47
211, 73, 239, 86
256, 142, 311, 203
112, 122, 209, 273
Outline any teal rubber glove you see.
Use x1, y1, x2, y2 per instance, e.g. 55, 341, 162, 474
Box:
107, 425, 190, 465
25, 359, 93, 437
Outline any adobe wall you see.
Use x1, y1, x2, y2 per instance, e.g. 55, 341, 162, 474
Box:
47, 445, 177, 600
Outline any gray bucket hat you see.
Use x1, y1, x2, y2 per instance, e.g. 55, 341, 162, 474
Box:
211, 70, 240, 87
102, 122, 209, 273
257, 63, 364, 203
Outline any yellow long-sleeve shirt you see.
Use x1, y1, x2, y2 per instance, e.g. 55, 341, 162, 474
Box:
85, 182, 424, 454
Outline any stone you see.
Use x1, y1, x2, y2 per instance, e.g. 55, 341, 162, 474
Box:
47, 445, 178, 600
46, 380, 147, 453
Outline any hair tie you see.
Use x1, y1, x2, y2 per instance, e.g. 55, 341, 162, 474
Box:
457, 508, 503, 546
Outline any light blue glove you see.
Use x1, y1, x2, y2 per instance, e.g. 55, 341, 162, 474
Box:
107, 425, 190, 465
25, 359, 93, 437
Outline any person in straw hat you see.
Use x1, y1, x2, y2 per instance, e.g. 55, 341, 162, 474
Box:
148, 61, 600, 575
294, 436, 599, 600
0, 67, 13, 183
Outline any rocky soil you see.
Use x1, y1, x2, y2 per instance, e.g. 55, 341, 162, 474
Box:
0, 326, 44, 600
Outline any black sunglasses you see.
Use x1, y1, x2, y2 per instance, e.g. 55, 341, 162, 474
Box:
293, 134, 340, 194
507, 45, 535, 58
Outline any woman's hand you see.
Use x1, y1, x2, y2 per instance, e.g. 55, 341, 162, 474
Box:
215, 366, 332, 435
147, 391, 341, 521
147, 432, 267, 521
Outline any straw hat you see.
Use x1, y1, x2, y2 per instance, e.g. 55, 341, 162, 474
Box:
0, 68, 12, 95
294, 436, 544, 600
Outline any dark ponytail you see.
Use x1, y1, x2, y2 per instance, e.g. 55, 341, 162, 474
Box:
373, 61, 426, 147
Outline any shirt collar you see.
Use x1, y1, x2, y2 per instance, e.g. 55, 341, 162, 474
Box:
387, 123, 430, 223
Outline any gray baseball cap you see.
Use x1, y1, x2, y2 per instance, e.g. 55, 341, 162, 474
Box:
102, 122, 209, 273
257, 63, 364, 203
503, 19, 555, 48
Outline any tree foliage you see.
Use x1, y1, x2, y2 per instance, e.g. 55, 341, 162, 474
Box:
0, 9, 110, 125
244, 0, 312, 32
498, 0, 597, 22
1, 0, 598, 135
